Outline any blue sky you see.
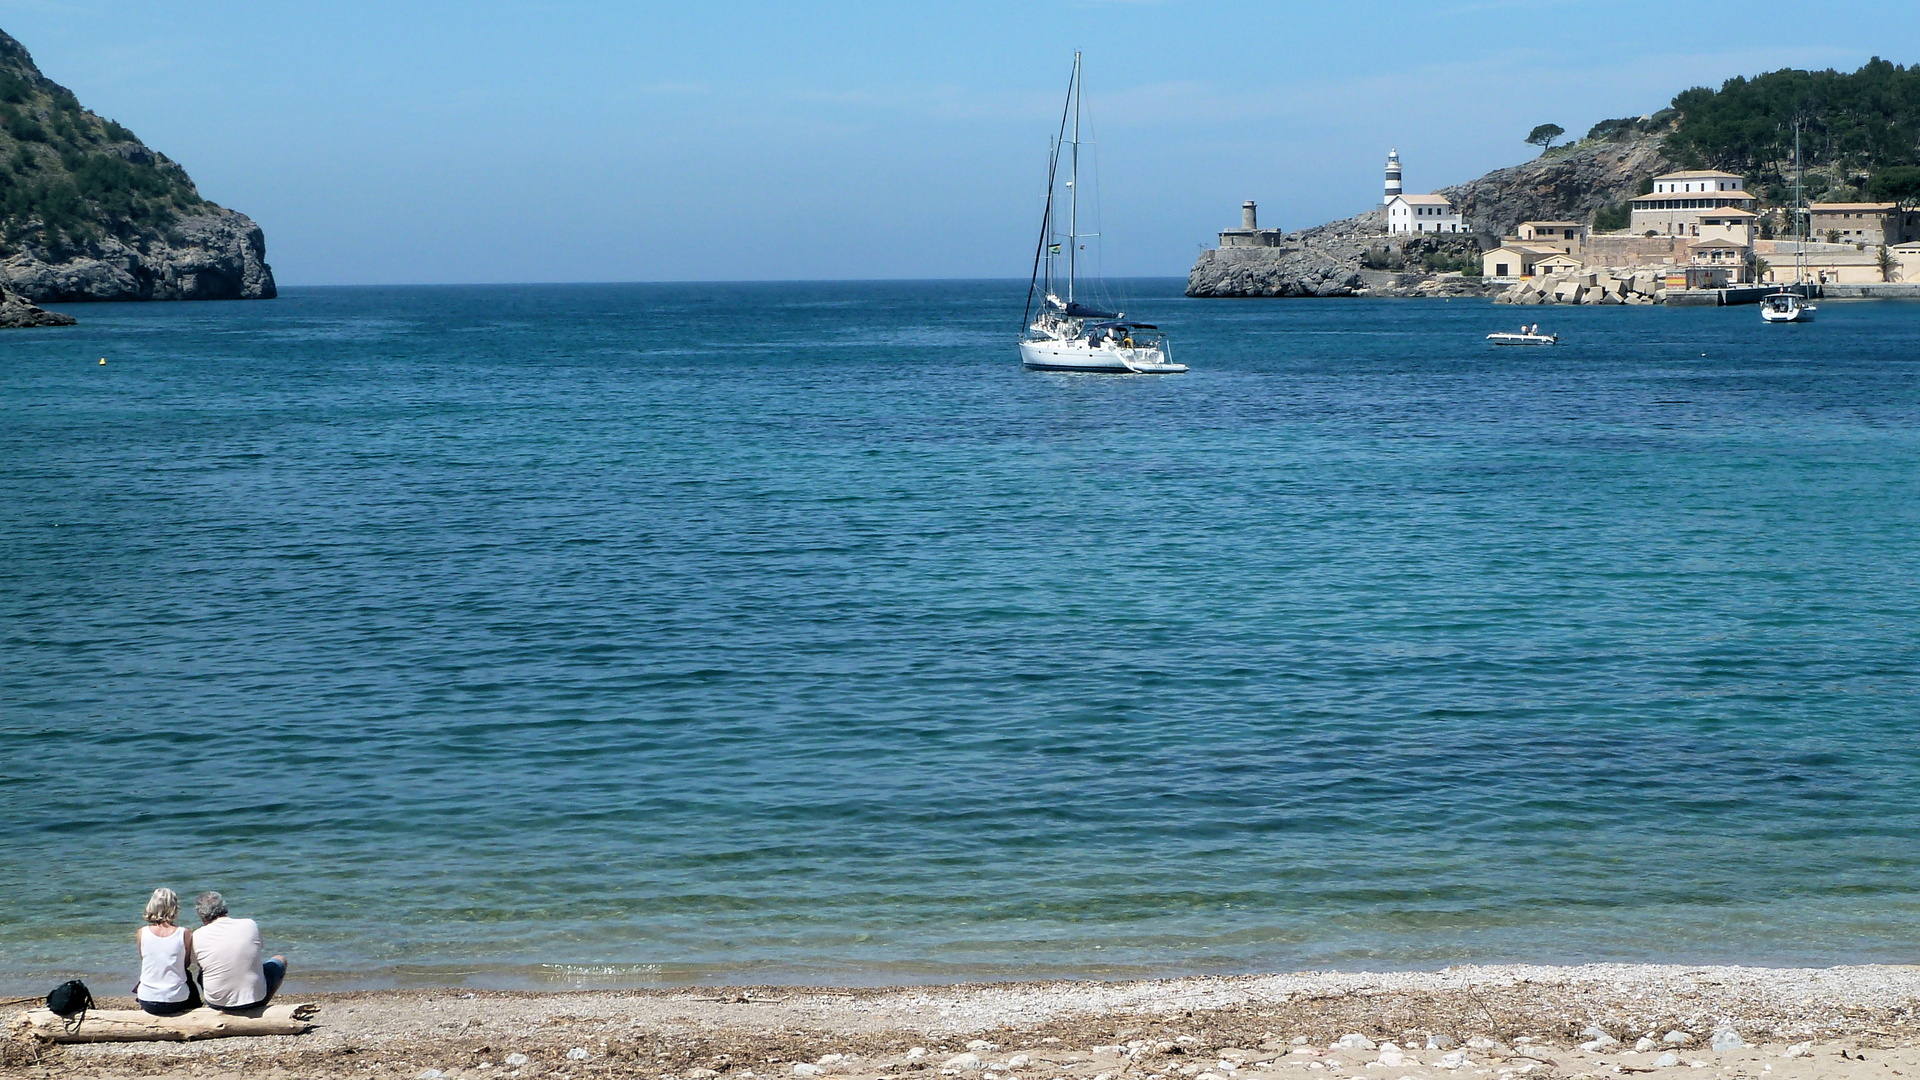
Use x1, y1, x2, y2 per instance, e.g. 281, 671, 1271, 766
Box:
9, 2, 1920, 284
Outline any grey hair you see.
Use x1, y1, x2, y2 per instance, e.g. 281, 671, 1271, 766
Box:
194, 890, 229, 923
144, 888, 179, 925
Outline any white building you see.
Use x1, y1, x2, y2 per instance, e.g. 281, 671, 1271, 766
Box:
1381, 150, 1467, 233
1386, 193, 1466, 233
1629, 170, 1757, 236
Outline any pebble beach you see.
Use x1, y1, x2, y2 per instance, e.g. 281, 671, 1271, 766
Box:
12, 964, 1920, 1080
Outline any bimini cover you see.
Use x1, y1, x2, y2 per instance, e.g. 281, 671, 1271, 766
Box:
1086, 321, 1158, 331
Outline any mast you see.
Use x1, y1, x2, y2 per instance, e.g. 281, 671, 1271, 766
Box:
1021, 57, 1078, 334
1793, 122, 1806, 288
1067, 51, 1081, 304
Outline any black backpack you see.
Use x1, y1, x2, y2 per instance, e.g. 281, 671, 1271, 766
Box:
46, 979, 93, 1017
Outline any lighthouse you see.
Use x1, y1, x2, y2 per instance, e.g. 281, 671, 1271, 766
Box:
1384, 148, 1403, 203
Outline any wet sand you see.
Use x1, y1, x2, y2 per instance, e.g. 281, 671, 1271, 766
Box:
8, 964, 1920, 1079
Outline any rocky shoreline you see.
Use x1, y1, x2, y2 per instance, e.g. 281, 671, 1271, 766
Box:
16, 964, 1920, 1080
0, 209, 275, 303
0, 285, 74, 327
1186, 211, 1496, 299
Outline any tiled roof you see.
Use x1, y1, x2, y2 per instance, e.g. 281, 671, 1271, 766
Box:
1656, 170, 1745, 180
1808, 202, 1898, 212
1391, 194, 1455, 206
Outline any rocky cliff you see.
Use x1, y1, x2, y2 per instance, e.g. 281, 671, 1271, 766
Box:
1188, 132, 1672, 299
0, 28, 273, 302
1438, 132, 1671, 240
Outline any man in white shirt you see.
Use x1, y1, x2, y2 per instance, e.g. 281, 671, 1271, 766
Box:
192, 891, 288, 1012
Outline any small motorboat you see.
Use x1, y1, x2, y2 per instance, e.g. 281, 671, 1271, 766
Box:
1760, 291, 1816, 323
1487, 329, 1558, 345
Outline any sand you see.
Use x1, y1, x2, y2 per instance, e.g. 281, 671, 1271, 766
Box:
6, 964, 1920, 1079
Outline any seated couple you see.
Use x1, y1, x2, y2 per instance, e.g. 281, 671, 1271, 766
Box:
134, 889, 289, 1016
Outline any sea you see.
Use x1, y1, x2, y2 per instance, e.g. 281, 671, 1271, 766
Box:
3, 280, 1918, 992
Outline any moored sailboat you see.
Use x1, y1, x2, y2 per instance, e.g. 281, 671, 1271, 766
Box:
1019, 53, 1185, 374
1762, 123, 1818, 324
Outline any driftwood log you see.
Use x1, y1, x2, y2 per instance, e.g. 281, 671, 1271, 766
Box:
9, 1002, 319, 1042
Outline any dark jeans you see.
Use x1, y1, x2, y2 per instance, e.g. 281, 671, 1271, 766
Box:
211, 958, 285, 1014
137, 980, 200, 1016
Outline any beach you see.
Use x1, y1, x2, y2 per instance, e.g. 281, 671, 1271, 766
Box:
12, 965, 1920, 1079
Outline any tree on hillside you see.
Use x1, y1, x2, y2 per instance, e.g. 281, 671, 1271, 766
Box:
1526, 123, 1566, 153
1664, 58, 1920, 178
1869, 165, 1920, 207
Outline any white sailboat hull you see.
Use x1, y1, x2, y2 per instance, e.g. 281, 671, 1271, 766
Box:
1760, 293, 1816, 322
1020, 340, 1186, 373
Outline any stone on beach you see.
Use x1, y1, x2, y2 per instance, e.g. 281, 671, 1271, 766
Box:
1654, 1051, 1680, 1067
945, 1053, 984, 1070
1335, 1033, 1376, 1051
1712, 1026, 1744, 1051
794, 1064, 825, 1076
505, 1054, 529, 1067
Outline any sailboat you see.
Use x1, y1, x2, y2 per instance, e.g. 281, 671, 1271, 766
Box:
1762, 122, 1817, 323
1019, 53, 1185, 374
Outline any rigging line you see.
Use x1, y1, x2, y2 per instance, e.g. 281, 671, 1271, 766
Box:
1084, 85, 1118, 316
1023, 60, 1078, 334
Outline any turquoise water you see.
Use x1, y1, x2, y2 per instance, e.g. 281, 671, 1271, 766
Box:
3, 281, 1919, 991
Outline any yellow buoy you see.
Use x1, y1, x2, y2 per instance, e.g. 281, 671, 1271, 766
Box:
99, 358, 106, 365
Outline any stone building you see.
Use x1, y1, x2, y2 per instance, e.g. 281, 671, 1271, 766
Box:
1480, 244, 1563, 281
1516, 221, 1586, 253
1630, 170, 1758, 236
1688, 238, 1750, 282
1807, 203, 1904, 245
1217, 200, 1288, 248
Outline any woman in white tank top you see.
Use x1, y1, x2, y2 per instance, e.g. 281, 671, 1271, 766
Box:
135, 888, 198, 1016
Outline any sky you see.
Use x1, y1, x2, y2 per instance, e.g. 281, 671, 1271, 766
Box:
8, 1, 1920, 285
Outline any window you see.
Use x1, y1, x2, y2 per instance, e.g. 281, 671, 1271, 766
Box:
1496, 263, 1510, 276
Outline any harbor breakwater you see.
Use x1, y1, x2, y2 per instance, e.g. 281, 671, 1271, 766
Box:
1493, 268, 1663, 305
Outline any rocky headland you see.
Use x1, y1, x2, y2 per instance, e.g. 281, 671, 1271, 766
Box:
1187, 133, 1671, 299
0, 28, 274, 303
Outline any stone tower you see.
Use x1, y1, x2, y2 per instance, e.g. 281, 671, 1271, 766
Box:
1242, 201, 1257, 229
1384, 149, 1402, 202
